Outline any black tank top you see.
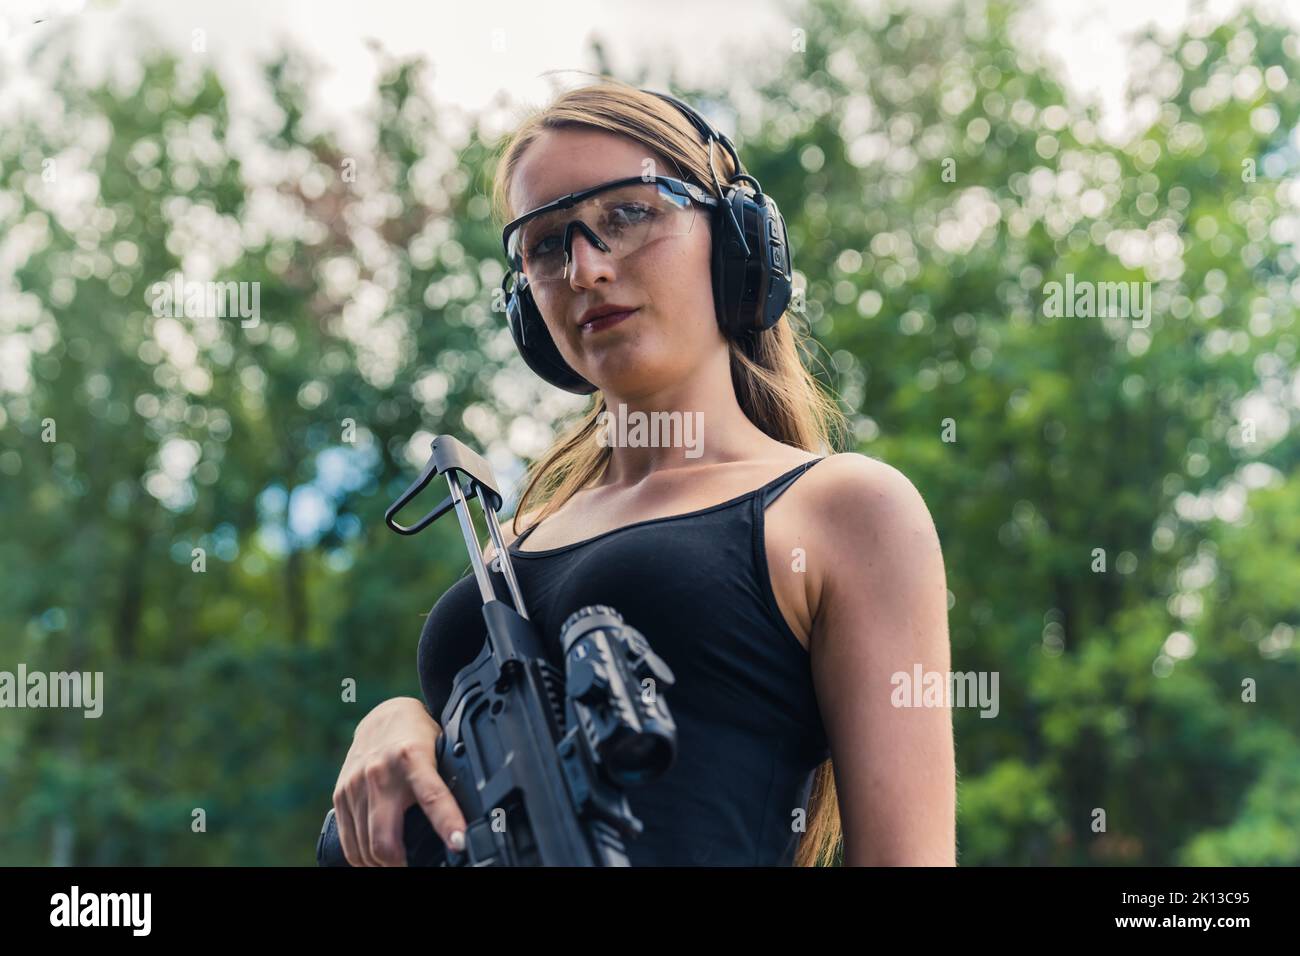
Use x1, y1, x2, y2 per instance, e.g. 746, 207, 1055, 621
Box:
416, 457, 830, 866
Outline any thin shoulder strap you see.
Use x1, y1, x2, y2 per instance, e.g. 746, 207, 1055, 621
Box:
761, 457, 826, 509
509, 520, 539, 550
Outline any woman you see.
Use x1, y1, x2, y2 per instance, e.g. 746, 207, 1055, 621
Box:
331, 77, 955, 866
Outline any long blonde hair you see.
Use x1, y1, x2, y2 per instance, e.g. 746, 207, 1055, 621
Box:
490, 74, 850, 866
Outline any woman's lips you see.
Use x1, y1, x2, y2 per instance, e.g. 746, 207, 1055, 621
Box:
580, 308, 638, 334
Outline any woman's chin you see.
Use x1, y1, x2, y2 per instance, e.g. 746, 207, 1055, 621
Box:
580, 358, 651, 392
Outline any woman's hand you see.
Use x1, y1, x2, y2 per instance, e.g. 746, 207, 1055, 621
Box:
332, 696, 469, 866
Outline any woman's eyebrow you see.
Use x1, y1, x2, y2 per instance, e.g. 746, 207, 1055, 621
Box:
519, 174, 644, 213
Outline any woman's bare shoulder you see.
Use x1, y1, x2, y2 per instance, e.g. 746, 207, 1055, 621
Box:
798, 453, 934, 534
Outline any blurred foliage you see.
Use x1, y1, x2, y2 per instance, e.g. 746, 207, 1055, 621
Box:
0, 0, 1296, 864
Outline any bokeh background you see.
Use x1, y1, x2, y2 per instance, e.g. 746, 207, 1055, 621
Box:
1, 0, 1297, 865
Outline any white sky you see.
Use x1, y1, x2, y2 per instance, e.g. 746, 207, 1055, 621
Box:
4, 0, 1298, 149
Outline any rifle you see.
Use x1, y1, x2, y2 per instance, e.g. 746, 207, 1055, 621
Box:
315, 435, 678, 865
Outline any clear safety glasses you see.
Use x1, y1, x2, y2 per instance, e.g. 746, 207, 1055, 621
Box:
502, 176, 719, 285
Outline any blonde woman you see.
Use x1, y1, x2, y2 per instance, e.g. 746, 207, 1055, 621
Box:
331, 77, 954, 867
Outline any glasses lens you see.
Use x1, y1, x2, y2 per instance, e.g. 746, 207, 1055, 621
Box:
509, 181, 698, 282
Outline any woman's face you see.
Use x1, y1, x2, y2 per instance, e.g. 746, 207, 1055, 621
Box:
507, 126, 722, 396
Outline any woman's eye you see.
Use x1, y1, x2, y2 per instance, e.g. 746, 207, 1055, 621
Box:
612, 203, 655, 224
528, 234, 560, 257
527, 203, 657, 255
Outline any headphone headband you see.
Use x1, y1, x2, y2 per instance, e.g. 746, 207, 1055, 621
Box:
643, 90, 746, 191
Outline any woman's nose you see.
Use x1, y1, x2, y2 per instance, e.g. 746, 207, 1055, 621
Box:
563, 222, 616, 287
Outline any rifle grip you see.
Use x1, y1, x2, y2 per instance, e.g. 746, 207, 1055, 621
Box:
316, 804, 448, 867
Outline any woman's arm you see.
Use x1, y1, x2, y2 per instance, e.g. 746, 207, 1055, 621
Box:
807, 454, 956, 865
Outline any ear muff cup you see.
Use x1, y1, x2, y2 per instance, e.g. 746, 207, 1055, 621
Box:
502, 273, 596, 395
711, 182, 793, 340
712, 183, 759, 338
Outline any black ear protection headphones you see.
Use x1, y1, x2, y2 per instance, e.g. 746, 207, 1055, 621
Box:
499, 89, 795, 395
